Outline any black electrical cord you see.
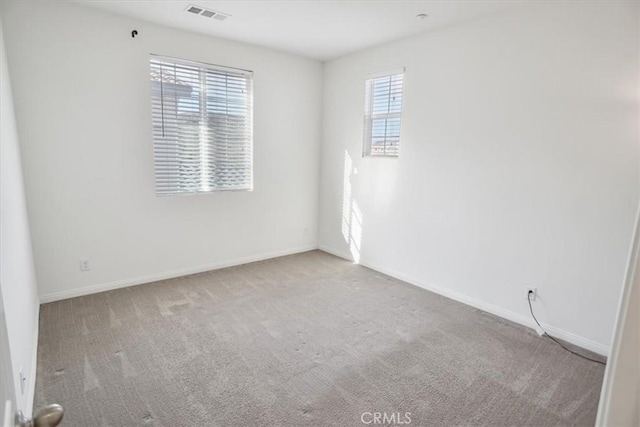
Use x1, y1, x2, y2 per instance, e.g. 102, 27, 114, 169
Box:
527, 291, 606, 365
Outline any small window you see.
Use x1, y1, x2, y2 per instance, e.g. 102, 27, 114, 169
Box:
363, 70, 405, 157
149, 55, 253, 196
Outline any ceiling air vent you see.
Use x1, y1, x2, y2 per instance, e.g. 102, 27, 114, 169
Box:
185, 4, 231, 21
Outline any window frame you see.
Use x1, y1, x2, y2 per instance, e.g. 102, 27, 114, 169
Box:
362, 68, 405, 158
149, 54, 254, 197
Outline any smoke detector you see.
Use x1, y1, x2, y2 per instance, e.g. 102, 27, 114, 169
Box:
185, 4, 231, 21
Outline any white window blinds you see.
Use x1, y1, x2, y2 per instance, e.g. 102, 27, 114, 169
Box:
363, 70, 404, 157
150, 56, 253, 196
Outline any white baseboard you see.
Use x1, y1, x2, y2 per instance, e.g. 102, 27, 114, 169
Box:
26, 306, 39, 416
39, 243, 609, 356
318, 244, 610, 356
39, 245, 318, 304
318, 244, 354, 263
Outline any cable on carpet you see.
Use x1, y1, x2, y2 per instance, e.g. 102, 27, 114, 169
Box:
527, 292, 606, 365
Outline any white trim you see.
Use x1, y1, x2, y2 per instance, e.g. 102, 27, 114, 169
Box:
318, 244, 354, 262
365, 67, 405, 80
25, 307, 38, 417
3, 400, 12, 427
40, 242, 610, 355
39, 245, 317, 304
595, 204, 640, 425
150, 54, 252, 76
318, 244, 610, 356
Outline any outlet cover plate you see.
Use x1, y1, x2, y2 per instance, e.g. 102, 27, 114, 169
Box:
19, 366, 25, 395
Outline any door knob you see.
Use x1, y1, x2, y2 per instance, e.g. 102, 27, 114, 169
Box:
16, 404, 64, 427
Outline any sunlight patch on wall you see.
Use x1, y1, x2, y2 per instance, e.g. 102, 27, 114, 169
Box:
342, 151, 362, 263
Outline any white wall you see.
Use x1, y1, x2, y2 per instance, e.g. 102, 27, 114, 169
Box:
0, 17, 40, 415
319, 0, 639, 354
1, 1, 322, 302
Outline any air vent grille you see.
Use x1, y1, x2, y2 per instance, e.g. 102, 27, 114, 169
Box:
185, 4, 230, 21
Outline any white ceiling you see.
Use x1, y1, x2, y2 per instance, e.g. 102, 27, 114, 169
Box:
73, 0, 520, 61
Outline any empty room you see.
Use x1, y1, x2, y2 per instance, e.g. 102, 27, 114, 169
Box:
0, 0, 638, 426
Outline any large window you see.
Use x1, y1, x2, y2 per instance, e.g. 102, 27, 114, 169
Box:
149, 56, 253, 196
363, 70, 405, 157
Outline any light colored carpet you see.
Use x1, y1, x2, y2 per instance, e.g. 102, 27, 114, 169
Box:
35, 250, 605, 426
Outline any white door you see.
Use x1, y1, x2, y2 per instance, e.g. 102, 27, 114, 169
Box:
0, 284, 63, 427
0, 282, 16, 427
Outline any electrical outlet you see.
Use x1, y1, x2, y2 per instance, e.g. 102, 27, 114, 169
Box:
526, 287, 537, 301
79, 259, 90, 272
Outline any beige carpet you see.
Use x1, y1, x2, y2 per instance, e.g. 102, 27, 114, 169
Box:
35, 250, 605, 426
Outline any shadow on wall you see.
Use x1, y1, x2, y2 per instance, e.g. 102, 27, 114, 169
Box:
342, 150, 363, 263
